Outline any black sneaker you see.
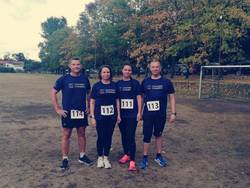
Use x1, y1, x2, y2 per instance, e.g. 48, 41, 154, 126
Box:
60, 158, 69, 171
79, 155, 93, 166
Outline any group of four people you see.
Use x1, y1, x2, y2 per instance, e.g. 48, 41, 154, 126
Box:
51, 57, 176, 171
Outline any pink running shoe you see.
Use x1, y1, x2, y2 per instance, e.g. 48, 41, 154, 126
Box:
119, 155, 130, 164
129, 161, 136, 171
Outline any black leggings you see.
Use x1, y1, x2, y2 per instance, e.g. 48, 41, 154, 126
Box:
118, 118, 137, 161
96, 119, 116, 157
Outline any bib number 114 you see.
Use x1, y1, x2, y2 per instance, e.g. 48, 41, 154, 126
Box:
70, 110, 84, 119
146, 101, 160, 111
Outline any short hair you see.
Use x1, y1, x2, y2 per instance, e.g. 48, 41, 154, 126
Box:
150, 57, 160, 64
69, 57, 81, 63
149, 57, 161, 67
98, 65, 113, 80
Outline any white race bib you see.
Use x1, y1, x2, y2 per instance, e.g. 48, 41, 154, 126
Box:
146, 101, 160, 111
121, 99, 134, 109
101, 105, 114, 116
70, 110, 84, 119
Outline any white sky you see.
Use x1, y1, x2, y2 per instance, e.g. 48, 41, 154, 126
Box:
0, 0, 93, 60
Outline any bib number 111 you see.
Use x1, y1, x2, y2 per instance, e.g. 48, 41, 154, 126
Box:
121, 99, 133, 109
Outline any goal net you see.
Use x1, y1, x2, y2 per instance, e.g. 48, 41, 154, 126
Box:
198, 65, 250, 101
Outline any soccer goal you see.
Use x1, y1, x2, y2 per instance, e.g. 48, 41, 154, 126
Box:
198, 65, 250, 101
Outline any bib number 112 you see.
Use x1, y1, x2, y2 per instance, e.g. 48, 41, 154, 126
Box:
101, 105, 114, 116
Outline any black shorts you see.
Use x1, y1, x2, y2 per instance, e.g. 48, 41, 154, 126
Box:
61, 112, 88, 129
142, 116, 166, 143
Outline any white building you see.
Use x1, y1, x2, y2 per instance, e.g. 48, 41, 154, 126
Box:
0, 60, 24, 71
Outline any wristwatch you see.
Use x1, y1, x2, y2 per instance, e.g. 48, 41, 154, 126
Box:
89, 115, 95, 119
171, 112, 177, 116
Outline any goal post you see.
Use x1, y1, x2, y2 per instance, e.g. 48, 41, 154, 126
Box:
199, 65, 250, 101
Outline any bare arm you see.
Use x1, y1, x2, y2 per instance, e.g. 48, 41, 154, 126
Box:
90, 98, 96, 126
137, 95, 142, 121
169, 93, 176, 123
90, 98, 95, 117
141, 94, 144, 114
116, 99, 121, 123
86, 89, 91, 114
51, 88, 67, 118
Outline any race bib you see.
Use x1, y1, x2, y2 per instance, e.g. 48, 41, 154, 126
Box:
101, 105, 114, 116
121, 99, 134, 109
146, 101, 160, 111
70, 110, 84, 119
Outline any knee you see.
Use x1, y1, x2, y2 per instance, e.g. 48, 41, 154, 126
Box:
63, 132, 71, 140
128, 134, 135, 144
107, 135, 113, 142
77, 131, 86, 139
143, 135, 151, 143
153, 131, 163, 138
130, 141, 136, 148
143, 128, 152, 143
77, 127, 85, 135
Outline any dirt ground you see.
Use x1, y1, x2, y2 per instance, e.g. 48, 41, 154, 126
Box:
0, 73, 249, 188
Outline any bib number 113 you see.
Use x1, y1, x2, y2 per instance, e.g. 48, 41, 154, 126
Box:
146, 101, 160, 111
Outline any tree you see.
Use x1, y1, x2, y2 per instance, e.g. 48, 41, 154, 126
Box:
12, 53, 26, 62
3, 53, 12, 60
39, 17, 69, 72
37, 0, 250, 74
77, 12, 96, 69
23, 59, 42, 72
76, 0, 132, 71
41, 17, 67, 39
39, 27, 72, 71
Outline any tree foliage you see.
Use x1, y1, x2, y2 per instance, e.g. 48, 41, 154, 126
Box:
38, 0, 250, 73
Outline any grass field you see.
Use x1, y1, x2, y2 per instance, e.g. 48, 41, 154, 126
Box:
0, 73, 250, 188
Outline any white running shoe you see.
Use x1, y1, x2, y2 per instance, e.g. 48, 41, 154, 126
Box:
97, 156, 104, 168
103, 156, 111, 169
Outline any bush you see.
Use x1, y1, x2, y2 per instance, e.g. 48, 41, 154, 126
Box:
0, 67, 15, 73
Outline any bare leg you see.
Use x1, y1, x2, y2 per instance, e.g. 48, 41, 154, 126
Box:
155, 136, 162, 154
61, 128, 72, 157
76, 126, 86, 153
143, 142, 149, 155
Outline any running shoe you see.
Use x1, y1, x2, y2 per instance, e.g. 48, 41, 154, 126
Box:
154, 155, 168, 167
139, 157, 148, 169
119, 154, 130, 164
103, 156, 112, 169
60, 158, 69, 171
79, 155, 93, 166
97, 156, 104, 168
128, 161, 136, 171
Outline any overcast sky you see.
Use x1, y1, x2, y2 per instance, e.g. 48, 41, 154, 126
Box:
0, 0, 93, 60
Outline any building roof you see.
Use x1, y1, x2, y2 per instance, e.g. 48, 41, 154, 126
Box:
0, 60, 24, 66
